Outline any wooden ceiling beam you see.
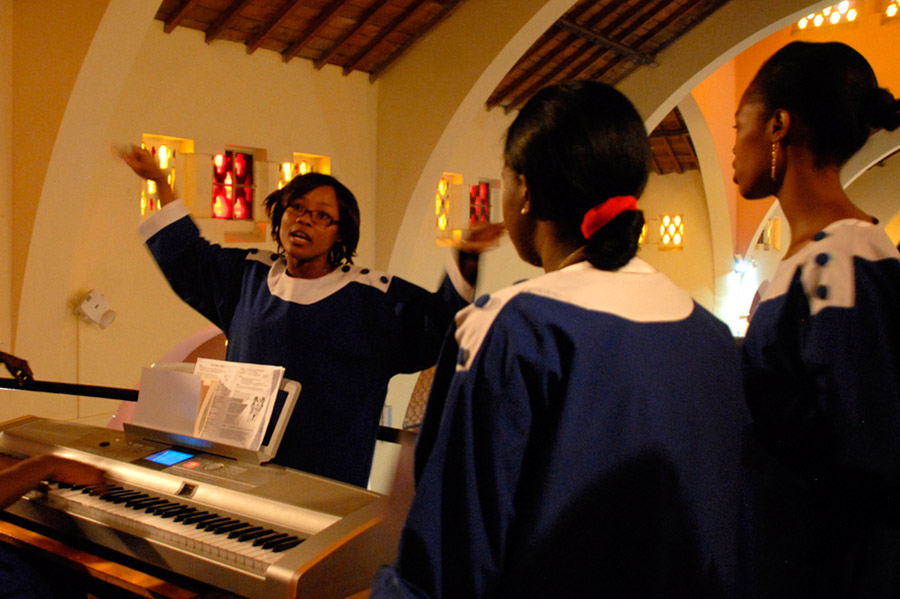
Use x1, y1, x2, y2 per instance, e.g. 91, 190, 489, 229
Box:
245, 0, 307, 54
506, 38, 597, 111
488, 33, 576, 110
485, 35, 553, 109
205, 0, 253, 43
548, 38, 620, 91
162, 0, 202, 34
650, 127, 690, 138
597, 0, 651, 38
662, 137, 683, 174
556, 18, 656, 66
313, 0, 390, 70
486, 0, 597, 109
342, 0, 427, 75
369, 0, 463, 80
603, 0, 669, 40
282, 0, 347, 62
625, 0, 699, 51
590, 0, 697, 84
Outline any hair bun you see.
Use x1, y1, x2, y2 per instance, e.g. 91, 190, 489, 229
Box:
865, 87, 900, 132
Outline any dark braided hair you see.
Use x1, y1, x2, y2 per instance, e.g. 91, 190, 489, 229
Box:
504, 80, 650, 270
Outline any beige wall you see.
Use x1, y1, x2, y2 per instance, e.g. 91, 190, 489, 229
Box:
638, 171, 715, 310
10, 0, 110, 344
1, 0, 11, 349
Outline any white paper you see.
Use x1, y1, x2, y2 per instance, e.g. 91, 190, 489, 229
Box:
192, 358, 284, 450
134, 367, 202, 437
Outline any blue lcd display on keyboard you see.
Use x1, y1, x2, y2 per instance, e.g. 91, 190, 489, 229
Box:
145, 448, 195, 466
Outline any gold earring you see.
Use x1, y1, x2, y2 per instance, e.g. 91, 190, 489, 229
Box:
520, 207, 527, 215
771, 143, 777, 181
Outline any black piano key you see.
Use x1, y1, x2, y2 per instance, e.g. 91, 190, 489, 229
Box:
237, 528, 274, 543
199, 517, 232, 530
147, 501, 180, 514
259, 533, 290, 549
251, 532, 285, 547
56, 482, 74, 489
174, 509, 204, 523
99, 489, 134, 501
90, 485, 121, 496
183, 512, 218, 525
110, 491, 146, 504
230, 526, 264, 540
215, 521, 251, 535
118, 493, 150, 506
99, 488, 133, 498
124, 495, 157, 508
131, 498, 168, 510
161, 506, 194, 519
271, 537, 303, 552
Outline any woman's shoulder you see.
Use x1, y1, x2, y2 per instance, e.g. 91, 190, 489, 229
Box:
767, 219, 900, 314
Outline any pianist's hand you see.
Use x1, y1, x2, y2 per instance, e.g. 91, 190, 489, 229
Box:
41, 455, 106, 487
0, 455, 105, 509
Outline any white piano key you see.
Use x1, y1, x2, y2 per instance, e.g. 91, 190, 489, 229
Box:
40, 485, 283, 573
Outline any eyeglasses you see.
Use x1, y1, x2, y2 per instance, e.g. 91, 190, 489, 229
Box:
285, 202, 339, 227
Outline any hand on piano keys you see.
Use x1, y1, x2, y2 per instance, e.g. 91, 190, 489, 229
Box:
0, 455, 105, 510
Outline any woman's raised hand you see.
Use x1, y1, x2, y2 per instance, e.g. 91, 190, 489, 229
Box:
117, 144, 176, 206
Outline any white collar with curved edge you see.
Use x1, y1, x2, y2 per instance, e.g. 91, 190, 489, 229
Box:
453, 257, 696, 371
267, 259, 393, 305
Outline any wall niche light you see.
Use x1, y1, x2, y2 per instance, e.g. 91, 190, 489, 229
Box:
659, 214, 684, 250
796, 2, 857, 30
886, 0, 900, 19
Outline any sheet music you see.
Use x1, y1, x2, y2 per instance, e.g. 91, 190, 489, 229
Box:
192, 358, 284, 450
134, 368, 201, 436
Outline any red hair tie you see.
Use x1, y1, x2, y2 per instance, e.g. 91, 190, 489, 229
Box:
580, 195, 638, 239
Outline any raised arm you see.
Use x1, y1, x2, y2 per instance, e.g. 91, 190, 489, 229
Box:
120, 145, 176, 208
454, 222, 505, 287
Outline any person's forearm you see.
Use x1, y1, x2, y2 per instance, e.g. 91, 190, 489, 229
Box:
0, 456, 56, 509
155, 175, 176, 207
455, 250, 479, 287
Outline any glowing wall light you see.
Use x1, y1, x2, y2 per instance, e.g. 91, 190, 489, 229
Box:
659, 214, 684, 250
436, 175, 451, 232
796, 2, 856, 29
277, 153, 331, 189
211, 149, 254, 220
140, 134, 194, 218
435, 172, 466, 246
886, 0, 900, 18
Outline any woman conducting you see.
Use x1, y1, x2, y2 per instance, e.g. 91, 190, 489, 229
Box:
371, 81, 748, 598
734, 41, 900, 596
123, 149, 502, 487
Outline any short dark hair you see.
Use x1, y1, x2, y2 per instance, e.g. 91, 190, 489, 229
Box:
745, 41, 900, 167
264, 172, 360, 267
504, 80, 650, 270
